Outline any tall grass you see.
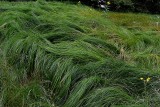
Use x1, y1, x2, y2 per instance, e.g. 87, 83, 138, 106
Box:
0, 0, 160, 106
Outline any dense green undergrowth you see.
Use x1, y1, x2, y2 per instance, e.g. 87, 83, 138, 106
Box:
0, 1, 160, 107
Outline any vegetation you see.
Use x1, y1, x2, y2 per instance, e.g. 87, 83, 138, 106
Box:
1, 0, 160, 13
0, 1, 160, 107
108, 0, 160, 13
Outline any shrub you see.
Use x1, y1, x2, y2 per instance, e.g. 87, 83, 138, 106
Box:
109, 0, 134, 12
130, 0, 160, 13
110, 0, 160, 13
1, 0, 160, 13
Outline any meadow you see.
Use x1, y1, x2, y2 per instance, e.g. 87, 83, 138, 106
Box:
0, 1, 160, 107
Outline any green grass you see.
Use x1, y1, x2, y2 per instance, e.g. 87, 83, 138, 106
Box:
107, 12, 160, 72
0, 1, 160, 107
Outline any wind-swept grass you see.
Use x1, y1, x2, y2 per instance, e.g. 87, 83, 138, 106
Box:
0, 1, 160, 107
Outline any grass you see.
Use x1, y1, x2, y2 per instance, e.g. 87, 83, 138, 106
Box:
108, 12, 160, 31
107, 12, 160, 72
0, 0, 160, 107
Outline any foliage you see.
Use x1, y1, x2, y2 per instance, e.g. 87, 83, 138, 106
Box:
0, 1, 160, 107
1, 0, 160, 13
109, 0, 160, 13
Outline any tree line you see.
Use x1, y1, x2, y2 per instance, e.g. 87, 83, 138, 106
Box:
109, 0, 160, 14
1, 0, 160, 14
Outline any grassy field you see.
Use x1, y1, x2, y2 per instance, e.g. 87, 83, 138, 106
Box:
0, 1, 160, 107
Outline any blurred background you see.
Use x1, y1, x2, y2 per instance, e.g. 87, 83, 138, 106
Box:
2, 0, 160, 14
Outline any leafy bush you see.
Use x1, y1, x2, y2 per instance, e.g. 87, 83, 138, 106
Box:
1, 0, 160, 13
132, 0, 160, 13
109, 0, 134, 12
110, 0, 160, 13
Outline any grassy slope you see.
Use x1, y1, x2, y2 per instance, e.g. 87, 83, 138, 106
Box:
107, 12, 160, 72
0, 1, 160, 107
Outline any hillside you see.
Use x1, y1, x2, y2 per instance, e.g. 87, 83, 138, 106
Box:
0, 1, 160, 107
